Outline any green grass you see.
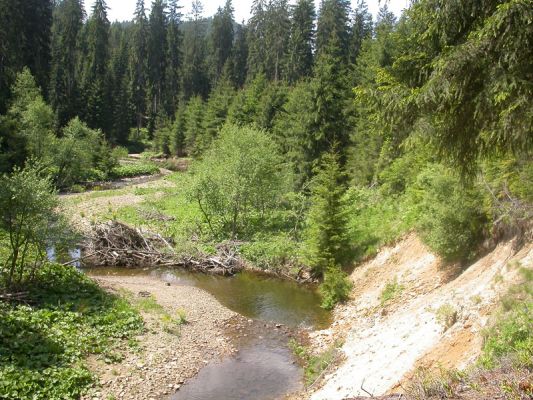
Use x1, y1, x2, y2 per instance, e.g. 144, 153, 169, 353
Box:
289, 339, 340, 386
0, 264, 143, 400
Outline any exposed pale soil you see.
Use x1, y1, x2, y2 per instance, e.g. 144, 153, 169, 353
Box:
82, 275, 237, 400
306, 233, 532, 400
61, 175, 176, 234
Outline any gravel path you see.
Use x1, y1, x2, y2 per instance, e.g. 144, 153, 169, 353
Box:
83, 275, 237, 400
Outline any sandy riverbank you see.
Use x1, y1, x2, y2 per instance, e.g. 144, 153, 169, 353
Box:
82, 275, 237, 400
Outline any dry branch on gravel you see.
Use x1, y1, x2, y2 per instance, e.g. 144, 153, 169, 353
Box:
82, 221, 243, 275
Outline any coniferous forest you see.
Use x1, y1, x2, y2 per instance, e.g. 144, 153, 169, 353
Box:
0, 1, 532, 399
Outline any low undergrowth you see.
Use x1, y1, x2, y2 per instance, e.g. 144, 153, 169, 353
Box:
110, 162, 160, 179
289, 339, 341, 387
0, 264, 143, 400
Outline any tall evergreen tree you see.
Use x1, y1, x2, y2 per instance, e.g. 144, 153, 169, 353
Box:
49, 0, 85, 128
164, 0, 183, 116
109, 25, 133, 144
349, 0, 373, 64
208, 1, 234, 85
181, 0, 209, 99
147, 0, 168, 125
246, 0, 268, 79
130, 0, 149, 134
316, 0, 351, 60
264, 0, 291, 81
82, 0, 112, 134
287, 0, 316, 83
228, 23, 249, 88
0, 0, 53, 113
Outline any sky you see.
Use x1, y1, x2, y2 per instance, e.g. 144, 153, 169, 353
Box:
86, 0, 409, 23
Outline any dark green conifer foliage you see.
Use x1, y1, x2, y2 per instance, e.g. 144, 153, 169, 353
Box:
82, 0, 112, 134
246, 0, 268, 79
165, 0, 183, 116
130, 0, 149, 134
303, 151, 350, 276
316, 0, 351, 60
49, 0, 85, 129
147, 0, 168, 122
181, 0, 209, 99
264, 0, 291, 81
287, 0, 316, 83
349, 0, 373, 64
109, 25, 133, 144
228, 23, 249, 88
208, 1, 234, 85
0, 0, 53, 113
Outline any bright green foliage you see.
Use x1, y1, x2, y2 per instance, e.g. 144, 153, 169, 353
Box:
0, 264, 143, 400
188, 124, 286, 238
0, 165, 64, 288
408, 164, 487, 262
481, 268, 533, 369
319, 265, 352, 310
53, 118, 117, 188
303, 152, 351, 276
110, 163, 160, 179
380, 278, 404, 306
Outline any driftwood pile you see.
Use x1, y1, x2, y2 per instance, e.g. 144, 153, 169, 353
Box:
83, 221, 242, 275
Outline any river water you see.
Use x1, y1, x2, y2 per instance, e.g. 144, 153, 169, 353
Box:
86, 267, 331, 399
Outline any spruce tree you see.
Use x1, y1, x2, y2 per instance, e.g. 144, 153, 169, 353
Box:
208, 1, 234, 85
130, 0, 149, 134
287, 0, 316, 83
49, 0, 85, 128
303, 151, 351, 290
165, 0, 183, 116
264, 0, 290, 81
148, 0, 168, 124
349, 0, 373, 64
82, 0, 112, 134
316, 0, 351, 60
228, 23, 249, 88
181, 0, 209, 99
246, 0, 268, 79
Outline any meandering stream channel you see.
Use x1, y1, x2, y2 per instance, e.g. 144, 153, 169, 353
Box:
86, 267, 331, 400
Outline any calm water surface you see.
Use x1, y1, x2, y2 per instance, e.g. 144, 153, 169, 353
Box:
86, 267, 331, 399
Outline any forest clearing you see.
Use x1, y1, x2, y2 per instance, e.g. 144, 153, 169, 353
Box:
1, 0, 532, 399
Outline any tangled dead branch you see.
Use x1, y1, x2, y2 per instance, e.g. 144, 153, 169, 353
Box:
82, 221, 243, 275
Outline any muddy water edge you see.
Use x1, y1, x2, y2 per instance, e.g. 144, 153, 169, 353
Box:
85, 267, 331, 400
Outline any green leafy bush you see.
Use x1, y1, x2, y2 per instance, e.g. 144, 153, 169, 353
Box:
110, 163, 160, 179
188, 124, 287, 238
240, 234, 300, 270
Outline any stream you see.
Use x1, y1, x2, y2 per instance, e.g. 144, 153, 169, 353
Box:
86, 267, 331, 400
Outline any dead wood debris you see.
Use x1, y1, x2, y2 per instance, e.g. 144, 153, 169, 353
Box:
82, 221, 242, 275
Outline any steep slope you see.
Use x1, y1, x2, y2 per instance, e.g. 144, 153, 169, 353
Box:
309, 233, 532, 399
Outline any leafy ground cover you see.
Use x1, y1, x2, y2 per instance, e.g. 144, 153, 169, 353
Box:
0, 264, 143, 400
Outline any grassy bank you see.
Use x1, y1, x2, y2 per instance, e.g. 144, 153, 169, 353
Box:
0, 264, 143, 400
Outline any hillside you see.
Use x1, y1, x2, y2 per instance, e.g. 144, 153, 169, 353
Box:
307, 233, 532, 399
